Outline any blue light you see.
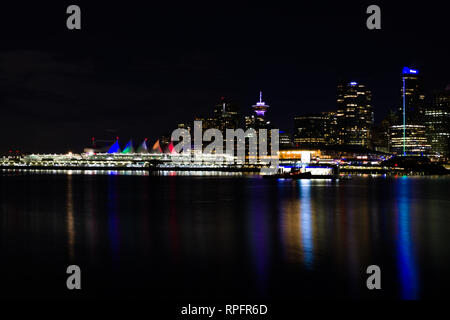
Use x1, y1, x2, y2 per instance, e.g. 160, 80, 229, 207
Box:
350, 82, 357, 86
396, 178, 419, 299
299, 180, 314, 269
107, 141, 121, 153
402, 67, 419, 75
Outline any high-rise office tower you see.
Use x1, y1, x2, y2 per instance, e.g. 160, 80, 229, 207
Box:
336, 81, 374, 147
192, 97, 239, 150
390, 124, 430, 155
293, 113, 328, 147
279, 131, 293, 149
213, 97, 239, 132
425, 87, 450, 158
372, 110, 398, 153
293, 111, 337, 147
400, 67, 426, 124
323, 111, 338, 145
390, 67, 430, 155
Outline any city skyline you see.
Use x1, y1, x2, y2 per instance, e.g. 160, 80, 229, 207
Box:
0, 2, 448, 153
2, 67, 449, 154
2, 1, 450, 307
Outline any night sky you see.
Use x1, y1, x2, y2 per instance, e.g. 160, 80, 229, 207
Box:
0, 1, 448, 153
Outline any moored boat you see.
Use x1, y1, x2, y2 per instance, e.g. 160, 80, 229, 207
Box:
263, 165, 339, 179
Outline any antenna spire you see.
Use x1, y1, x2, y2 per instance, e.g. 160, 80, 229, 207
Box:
259, 91, 262, 103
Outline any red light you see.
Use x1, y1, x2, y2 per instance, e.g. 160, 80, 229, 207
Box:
145, 138, 148, 141
116, 136, 119, 140
395, 163, 398, 167
8, 150, 12, 153
92, 137, 95, 140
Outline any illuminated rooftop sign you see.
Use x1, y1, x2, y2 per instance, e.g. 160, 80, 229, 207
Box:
403, 67, 419, 74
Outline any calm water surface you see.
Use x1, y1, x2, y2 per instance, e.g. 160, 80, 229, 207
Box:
1, 171, 450, 300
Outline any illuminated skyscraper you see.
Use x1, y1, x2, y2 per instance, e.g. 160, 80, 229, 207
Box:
279, 131, 293, 149
372, 110, 397, 153
425, 88, 450, 158
336, 81, 373, 147
390, 67, 430, 155
293, 111, 338, 147
390, 125, 430, 155
293, 113, 328, 147
400, 67, 425, 124
213, 97, 240, 131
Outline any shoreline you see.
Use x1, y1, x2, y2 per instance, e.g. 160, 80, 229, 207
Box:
1, 165, 449, 177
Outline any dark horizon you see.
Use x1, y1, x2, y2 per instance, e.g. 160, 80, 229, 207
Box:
0, 1, 448, 153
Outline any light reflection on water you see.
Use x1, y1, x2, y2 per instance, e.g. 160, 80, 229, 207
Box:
395, 177, 419, 299
247, 182, 270, 296
274, 176, 446, 299
66, 175, 75, 261
107, 175, 120, 264
1, 173, 450, 299
299, 180, 314, 270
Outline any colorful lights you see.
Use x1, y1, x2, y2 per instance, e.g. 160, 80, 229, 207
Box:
402, 76, 407, 155
122, 139, 135, 154
151, 140, 163, 153
168, 141, 177, 154
396, 178, 419, 299
137, 139, 149, 153
252, 91, 269, 117
107, 140, 122, 154
402, 67, 419, 75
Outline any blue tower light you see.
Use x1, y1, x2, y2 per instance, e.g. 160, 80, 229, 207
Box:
402, 77, 406, 155
402, 67, 419, 75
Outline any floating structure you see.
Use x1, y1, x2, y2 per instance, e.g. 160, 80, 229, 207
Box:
265, 164, 339, 179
